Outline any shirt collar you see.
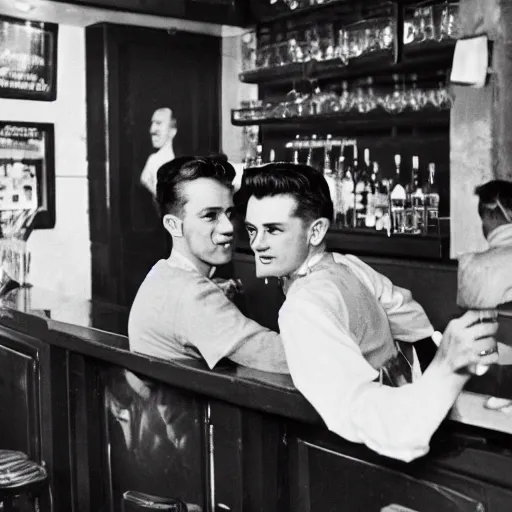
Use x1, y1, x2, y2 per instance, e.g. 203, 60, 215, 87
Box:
487, 223, 512, 248
281, 250, 328, 295
166, 251, 216, 278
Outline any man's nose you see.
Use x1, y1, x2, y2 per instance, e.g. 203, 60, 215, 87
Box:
251, 231, 268, 252
217, 213, 234, 234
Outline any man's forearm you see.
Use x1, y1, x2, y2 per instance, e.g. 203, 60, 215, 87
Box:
228, 332, 289, 374
348, 362, 468, 462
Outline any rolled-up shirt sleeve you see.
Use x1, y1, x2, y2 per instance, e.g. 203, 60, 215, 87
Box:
333, 253, 434, 341
179, 277, 289, 373
279, 280, 461, 462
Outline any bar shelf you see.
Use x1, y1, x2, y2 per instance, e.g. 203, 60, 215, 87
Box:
231, 108, 450, 132
239, 42, 454, 86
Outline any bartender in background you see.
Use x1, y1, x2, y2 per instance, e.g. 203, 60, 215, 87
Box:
457, 180, 512, 309
457, 180, 512, 412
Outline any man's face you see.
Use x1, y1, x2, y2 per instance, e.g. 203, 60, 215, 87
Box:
180, 178, 235, 270
150, 110, 175, 149
245, 194, 311, 278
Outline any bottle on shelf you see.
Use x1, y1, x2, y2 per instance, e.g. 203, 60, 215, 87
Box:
306, 134, 317, 166
349, 144, 366, 228
292, 135, 301, 164
323, 135, 338, 216
255, 144, 263, 166
243, 151, 253, 169
410, 155, 425, 234
339, 155, 354, 229
269, 149, 276, 163
390, 154, 406, 234
363, 150, 376, 228
424, 162, 440, 233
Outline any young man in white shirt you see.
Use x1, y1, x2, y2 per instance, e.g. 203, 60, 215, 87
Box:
129, 156, 288, 373
457, 179, 512, 411
457, 179, 512, 309
241, 162, 499, 462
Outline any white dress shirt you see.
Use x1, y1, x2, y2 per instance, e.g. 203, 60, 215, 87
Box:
279, 251, 459, 462
457, 223, 512, 309
140, 145, 175, 196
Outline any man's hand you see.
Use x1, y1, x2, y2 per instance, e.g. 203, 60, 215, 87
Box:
212, 278, 243, 301
434, 310, 499, 376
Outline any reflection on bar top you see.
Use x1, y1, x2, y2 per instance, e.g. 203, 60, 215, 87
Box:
0, 285, 511, 435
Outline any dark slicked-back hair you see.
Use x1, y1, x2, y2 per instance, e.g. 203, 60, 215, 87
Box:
156, 154, 236, 218
475, 179, 512, 220
239, 162, 334, 222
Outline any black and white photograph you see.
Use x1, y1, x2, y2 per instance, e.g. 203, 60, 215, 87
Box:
0, 1, 511, 512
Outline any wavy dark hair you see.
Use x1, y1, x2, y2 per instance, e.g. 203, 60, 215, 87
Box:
156, 154, 236, 218
237, 162, 334, 222
475, 179, 512, 220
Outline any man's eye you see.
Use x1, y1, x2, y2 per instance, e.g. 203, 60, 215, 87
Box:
267, 227, 281, 235
245, 226, 255, 237
203, 213, 217, 221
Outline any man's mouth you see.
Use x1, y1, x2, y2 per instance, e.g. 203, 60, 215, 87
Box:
258, 255, 274, 264
215, 240, 233, 249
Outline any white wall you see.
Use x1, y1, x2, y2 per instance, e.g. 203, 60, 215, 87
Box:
0, 21, 249, 301
0, 25, 90, 299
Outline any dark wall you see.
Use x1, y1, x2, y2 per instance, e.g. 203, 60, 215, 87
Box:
86, 23, 222, 307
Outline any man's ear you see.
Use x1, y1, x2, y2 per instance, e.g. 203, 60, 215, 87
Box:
163, 214, 183, 237
309, 218, 330, 247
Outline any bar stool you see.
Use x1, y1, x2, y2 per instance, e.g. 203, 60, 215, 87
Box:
0, 450, 48, 512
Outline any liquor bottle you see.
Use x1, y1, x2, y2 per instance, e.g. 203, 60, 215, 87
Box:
404, 156, 416, 233
424, 163, 440, 233
255, 144, 263, 166
242, 152, 253, 169
269, 149, 276, 163
410, 156, 425, 234
323, 135, 337, 213
293, 134, 300, 164
362, 149, 375, 228
390, 154, 406, 234
306, 135, 317, 167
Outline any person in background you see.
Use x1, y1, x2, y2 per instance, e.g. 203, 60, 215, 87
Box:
140, 108, 177, 196
457, 179, 512, 412
129, 155, 288, 374
241, 162, 499, 462
457, 180, 512, 309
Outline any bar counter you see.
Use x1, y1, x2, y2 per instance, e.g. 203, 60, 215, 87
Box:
1, 286, 512, 512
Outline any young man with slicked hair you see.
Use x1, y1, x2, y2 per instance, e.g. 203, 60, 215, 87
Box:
129, 156, 288, 373
240, 162, 499, 462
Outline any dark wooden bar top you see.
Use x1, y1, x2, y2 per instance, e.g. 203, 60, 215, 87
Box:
1, 286, 512, 512
0, 285, 511, 435
0, 286, 320, 424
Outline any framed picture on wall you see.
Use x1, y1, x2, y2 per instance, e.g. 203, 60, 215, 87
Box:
0, 121, 55, 230
0, 15, 58, 101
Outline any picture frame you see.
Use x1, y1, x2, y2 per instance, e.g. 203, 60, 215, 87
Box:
0, 121, 56, 230
0, 15, 59, 102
